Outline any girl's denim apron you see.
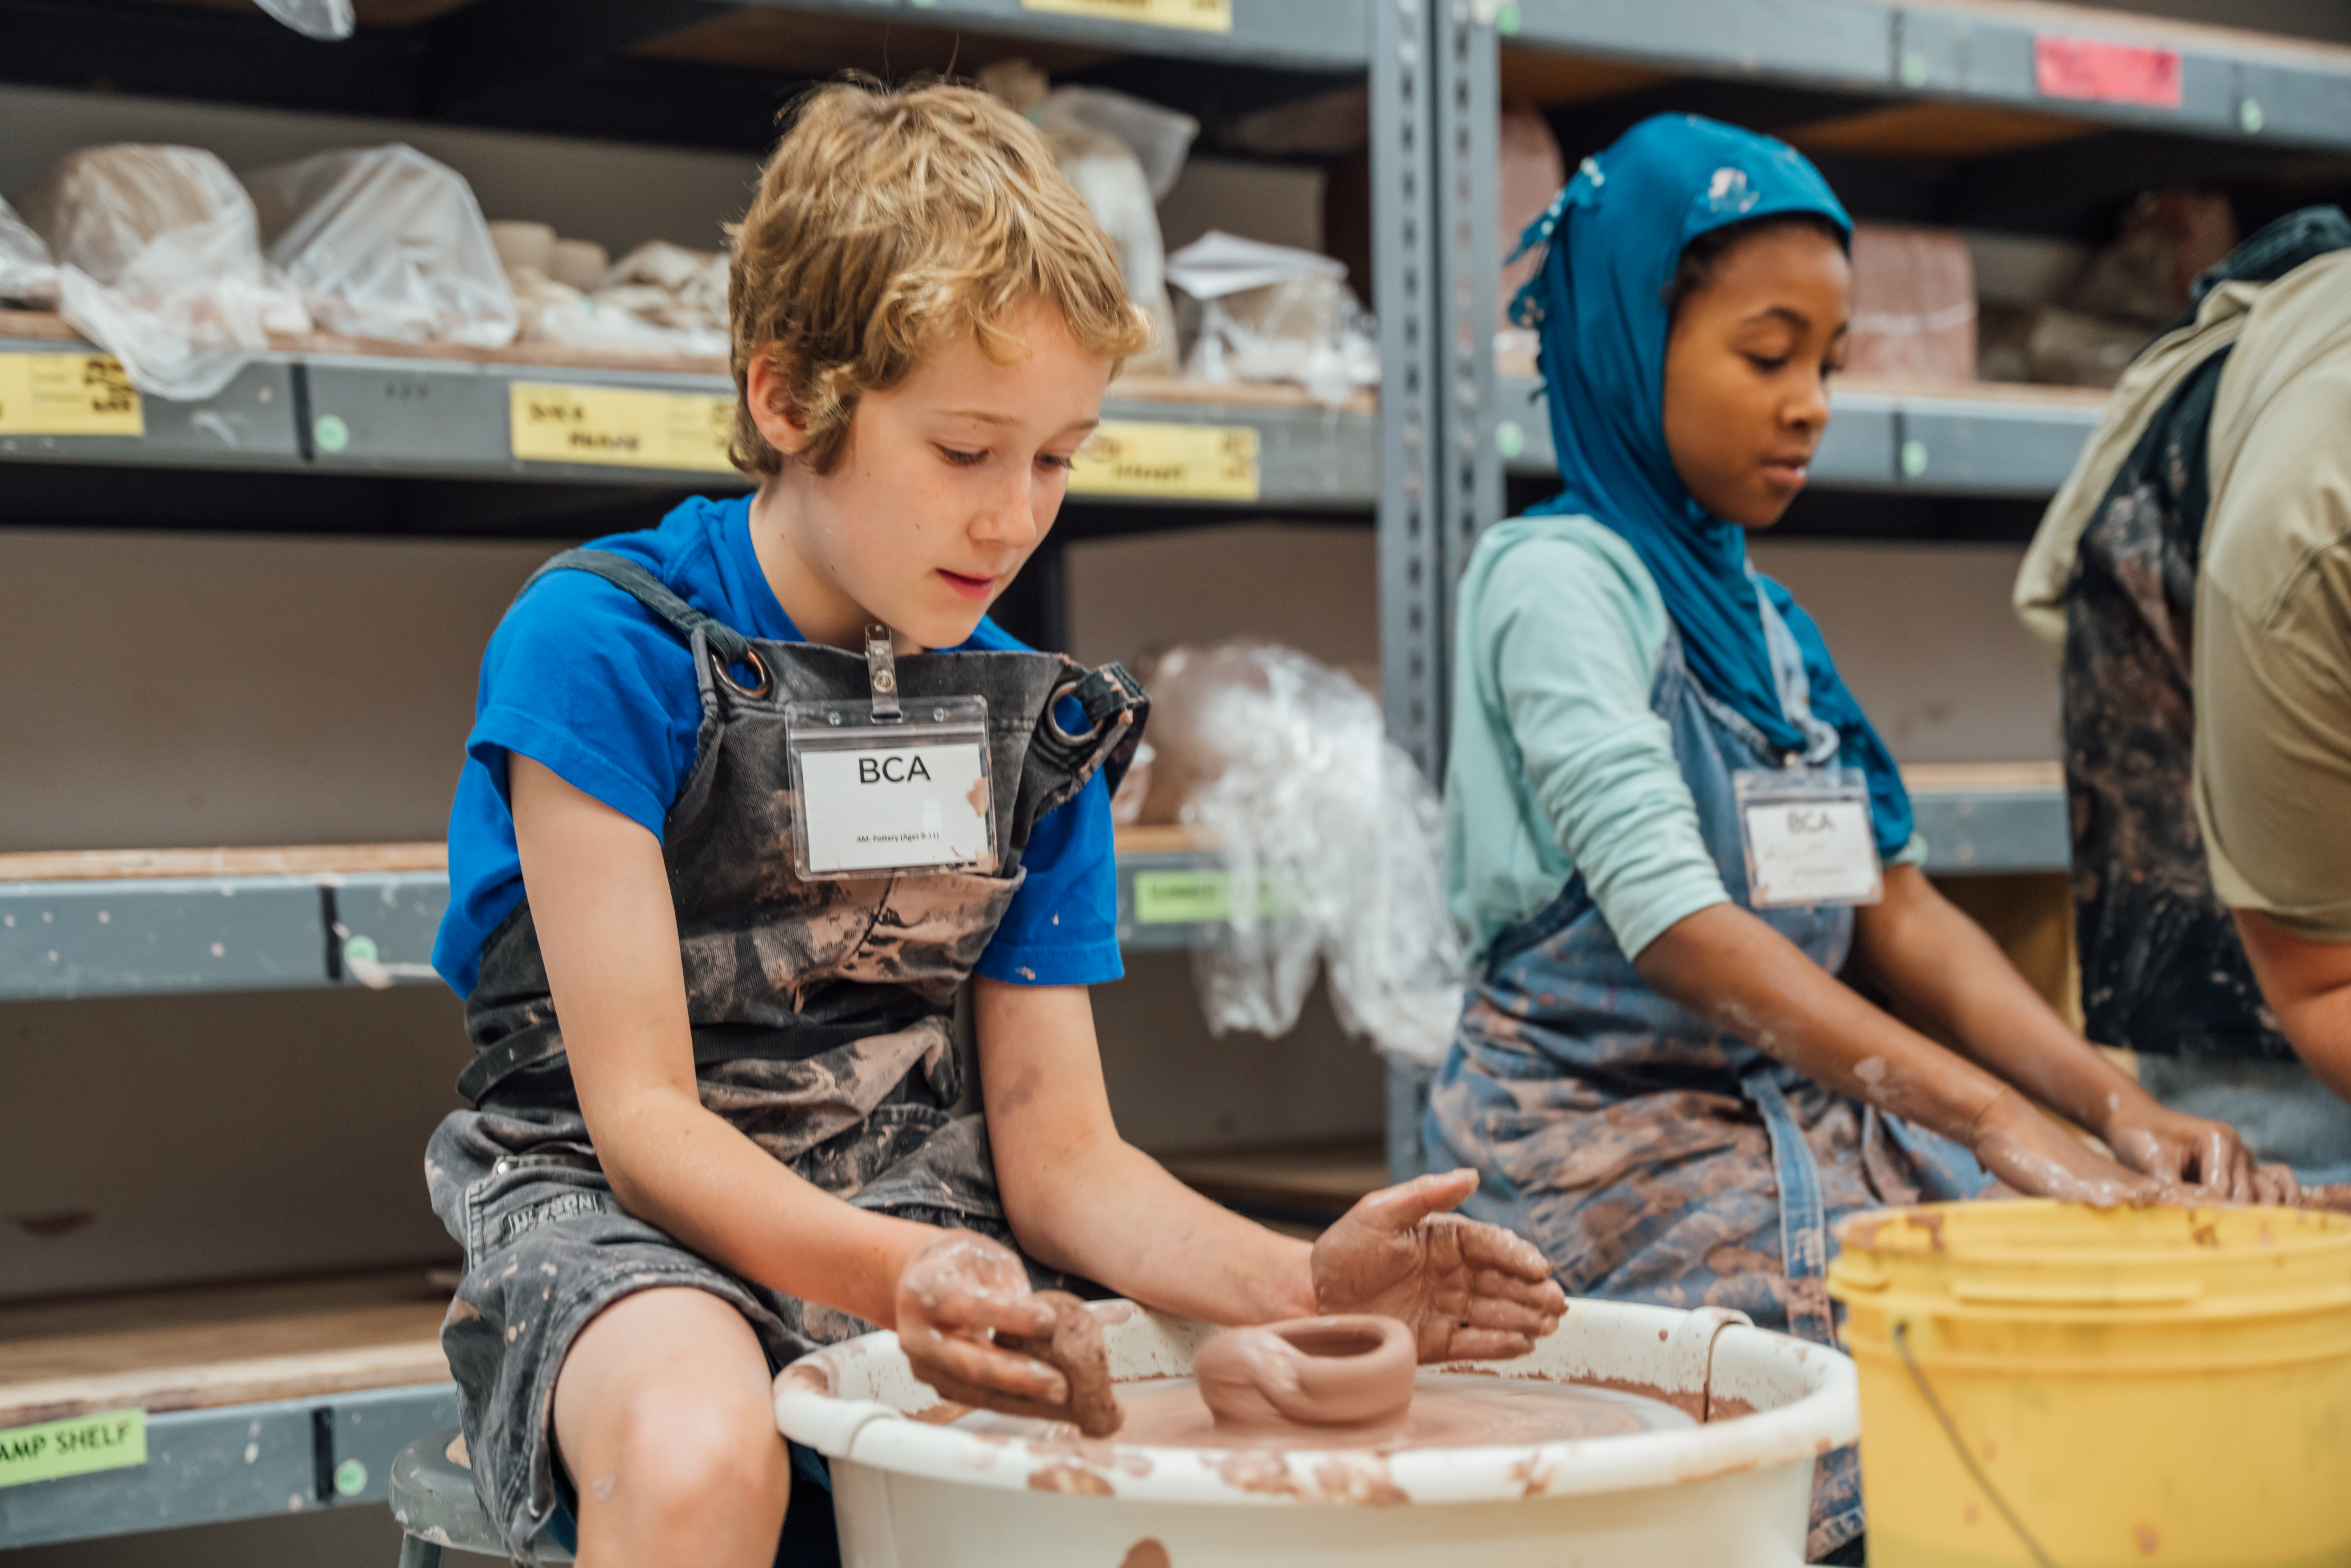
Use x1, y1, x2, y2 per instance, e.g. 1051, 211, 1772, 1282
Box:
1426, 593, 1989, 1559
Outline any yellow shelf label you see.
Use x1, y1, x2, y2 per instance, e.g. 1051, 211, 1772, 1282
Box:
1070, 420, 1260, 501
508, 381, 737, 474
0, 1408, 146, 1490
1020, 0, 1232, 33
0, 354, 143, 437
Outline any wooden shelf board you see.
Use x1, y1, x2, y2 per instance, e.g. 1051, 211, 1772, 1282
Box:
1784, 101, 2099, 161
1904, 760, 2063, 793
0, 1269, 454, 1429
2, 829, 1204, 884
0, 313, 1373, 416
0, 843, 449, 884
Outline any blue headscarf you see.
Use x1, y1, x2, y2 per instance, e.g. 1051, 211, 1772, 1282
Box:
1512, 114, 1912, 857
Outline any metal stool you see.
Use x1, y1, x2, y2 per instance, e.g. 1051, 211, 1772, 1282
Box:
391, 1428, 573, 1567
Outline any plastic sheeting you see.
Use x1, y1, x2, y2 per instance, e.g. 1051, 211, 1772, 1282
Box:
512, 240, 729, 358
0, 198, 57, 308
1140, 642, 1464, 1064
17, 144, 308, 400
1166, 232, 1379, 405
1043, 86, 1198, 203
248, 145, 518, 348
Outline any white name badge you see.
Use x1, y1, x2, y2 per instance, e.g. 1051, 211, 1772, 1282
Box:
785, 697, 997, 878
1734, 767, 1883, 909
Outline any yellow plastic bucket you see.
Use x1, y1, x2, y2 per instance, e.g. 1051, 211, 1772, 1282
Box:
1827, 1201, 2351, 1567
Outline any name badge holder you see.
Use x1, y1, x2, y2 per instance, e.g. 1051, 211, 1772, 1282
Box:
784, 624, 997, 879
1733, 766, 1883, 909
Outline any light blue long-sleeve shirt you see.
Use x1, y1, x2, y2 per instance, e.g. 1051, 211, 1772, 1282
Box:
1446, 514, 1921, 971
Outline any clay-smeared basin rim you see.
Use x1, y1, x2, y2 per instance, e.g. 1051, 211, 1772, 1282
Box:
774, 1298, 1858, 1507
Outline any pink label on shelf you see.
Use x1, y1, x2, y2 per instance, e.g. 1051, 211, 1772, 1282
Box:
2034, 35, 2183, 108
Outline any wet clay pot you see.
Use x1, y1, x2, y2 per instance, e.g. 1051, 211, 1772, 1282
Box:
1193, 1315, 1416, 1434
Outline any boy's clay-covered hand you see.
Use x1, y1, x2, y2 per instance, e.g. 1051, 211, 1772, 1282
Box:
897, 1232, 1109, 1427
1310, 1168, 1568, 1362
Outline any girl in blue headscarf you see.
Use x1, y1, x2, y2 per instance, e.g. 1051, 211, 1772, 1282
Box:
1426, 115, 2286, 1560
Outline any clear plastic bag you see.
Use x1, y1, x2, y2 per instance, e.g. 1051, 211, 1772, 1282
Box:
1035, 106, 1179, 375
247, 145, 517, 348
1139, 642, 1465, 1064
17, 144, 309, 399
595, 242, 728, 337
510, 240, 729, 359
1041, 87, 1197, 202
1166, 231, 1379, 405
254, 0, 354, 40
0, 197, 57, 308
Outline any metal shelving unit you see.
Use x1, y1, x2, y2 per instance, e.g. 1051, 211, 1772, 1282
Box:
1498, 371, 2109, 496
0, 327, 1383, 509
0, 0, 1443, 1546
0, 1268, 458, 1551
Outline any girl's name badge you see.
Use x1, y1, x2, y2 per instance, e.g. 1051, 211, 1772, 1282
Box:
1733, 766, 1882, 909
783, 626, 996, 879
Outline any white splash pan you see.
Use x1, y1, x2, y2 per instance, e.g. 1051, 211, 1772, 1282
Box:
774, 1297, 1858, 1567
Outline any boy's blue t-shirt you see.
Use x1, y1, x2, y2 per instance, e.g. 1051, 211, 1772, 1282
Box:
432, 494, 1123, 998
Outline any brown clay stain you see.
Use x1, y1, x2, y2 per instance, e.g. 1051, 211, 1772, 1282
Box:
1309, 1454, 1408, 1506
1214, 1450, 1299, 1498
1119, 1543, 1171, 1568
907, 1400, 971, 1425
1508, 1454, 1556, 1497
1024, 1435, 1153, 1479
778, 1364, 835, 1397
2135, 1524, 2160, 1555
967, 775, 991, 818
1909, 1211, 1949, 1252
1027, 1464, 1115, 1497
1841, 1216, 1888, 1250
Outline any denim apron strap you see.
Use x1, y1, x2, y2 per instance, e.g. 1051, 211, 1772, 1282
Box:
522, 546, 757, 668
1739, 1063, 1836, 1346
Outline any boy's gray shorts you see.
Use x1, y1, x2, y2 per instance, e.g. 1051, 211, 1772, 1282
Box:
424, 1100, 1016, 1566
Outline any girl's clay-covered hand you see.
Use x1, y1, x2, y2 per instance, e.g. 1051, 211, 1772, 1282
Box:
895, 1231, 1079, 1421
1309, 1168, 1568, 1361
1968, 1090, 2192, 1208
2100, 1095, 2302, 1206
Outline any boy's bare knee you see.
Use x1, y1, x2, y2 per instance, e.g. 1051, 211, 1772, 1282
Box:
605, 1382, 786, 1527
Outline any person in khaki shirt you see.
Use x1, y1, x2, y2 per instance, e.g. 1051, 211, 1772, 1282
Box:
2018, 210, 2351, 1175
2196, 250, 2351, 1089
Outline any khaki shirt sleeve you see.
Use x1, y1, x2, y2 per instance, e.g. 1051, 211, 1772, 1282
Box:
2193, 376, 2351, 940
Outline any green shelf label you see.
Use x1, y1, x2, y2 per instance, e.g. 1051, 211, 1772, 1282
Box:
1130, 869, 1292, 925
0, 1408, 146, 1490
